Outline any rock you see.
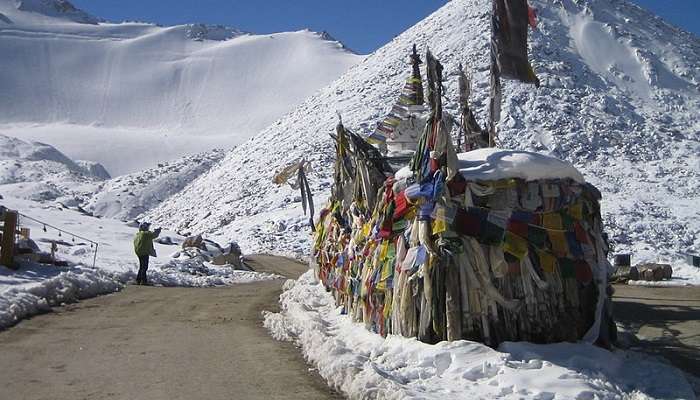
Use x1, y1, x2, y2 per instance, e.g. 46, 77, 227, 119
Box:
16, 238, 40, 253
210, 242, 244, 268
628, 266, 639, 281
662, 264, 673, 280
182, 234, 206, 250
155, 236, 176, 245
634, 263, 672, 281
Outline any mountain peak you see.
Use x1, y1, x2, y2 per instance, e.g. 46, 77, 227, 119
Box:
14, 0, 100, 24
313, 29, 357, 54
184, 23, 245, 41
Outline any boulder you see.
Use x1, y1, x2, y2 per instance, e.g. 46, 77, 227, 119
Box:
635, 263, 672, 281
182, 234, 206, 250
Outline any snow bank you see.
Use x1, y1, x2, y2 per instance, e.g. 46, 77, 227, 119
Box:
626, 280, 691, 288
0, 259, 279, 330
0, 263, 124, 329
0, 196, 280, 329
264, 270, 696, 400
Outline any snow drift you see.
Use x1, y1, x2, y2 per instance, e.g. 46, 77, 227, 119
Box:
263, 271, 696, 399
147, 0, 700, 282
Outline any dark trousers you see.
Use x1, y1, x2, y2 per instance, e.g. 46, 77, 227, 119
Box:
136, 255, 150, 284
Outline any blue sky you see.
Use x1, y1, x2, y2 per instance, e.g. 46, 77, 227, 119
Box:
71, 0, 699, 54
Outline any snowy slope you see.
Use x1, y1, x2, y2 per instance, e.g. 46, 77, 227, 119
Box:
85, 149, 226, 221
0, 134, 227, 225
0, 134, 107, 202
0, 0, 362, 174
147, 0, 700, 281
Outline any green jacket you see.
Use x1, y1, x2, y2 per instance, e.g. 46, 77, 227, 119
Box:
134, 230, 159, 257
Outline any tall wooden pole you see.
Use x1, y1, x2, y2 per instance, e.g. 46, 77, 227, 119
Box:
1, 210, 18, 270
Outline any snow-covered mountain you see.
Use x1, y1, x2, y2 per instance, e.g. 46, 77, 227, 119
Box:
0, 133, 225, 223
147, 0, 700, 275
0, 134, 107, 202
85, 149, 226, 221
0, 0, 362, 174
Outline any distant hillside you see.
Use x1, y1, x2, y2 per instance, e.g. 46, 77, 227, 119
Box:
0, 0, 362, 174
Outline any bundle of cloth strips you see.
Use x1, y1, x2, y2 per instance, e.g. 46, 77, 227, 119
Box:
313, 132, 614, 347
313, 42, 613, 347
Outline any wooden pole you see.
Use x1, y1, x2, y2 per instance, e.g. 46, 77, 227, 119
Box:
1, 210, 18, 270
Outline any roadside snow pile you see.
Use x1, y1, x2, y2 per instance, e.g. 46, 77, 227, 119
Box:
0, 257, 279, 330
0, 196, 280, 329
264, 271, 696, 400
0, 262, 124, 329
627, 279, 692, 288
86, 149, 226, 220
153, 258, 276, 287
148, 0, 700, 282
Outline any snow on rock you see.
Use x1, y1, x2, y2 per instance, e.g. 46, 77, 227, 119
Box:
184, 23, 243, 41
0, 196, 280, 329
457, 148, 585, 182
626, 279, 692, 288
394, 148, 586, 183
264, 270, 696, 399
85, 149, 226, 220
148, 0, 700, 281
0, 0, 362, 173
75, 160, 111, 180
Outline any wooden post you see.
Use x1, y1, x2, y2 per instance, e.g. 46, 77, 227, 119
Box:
1, 210, 18, 269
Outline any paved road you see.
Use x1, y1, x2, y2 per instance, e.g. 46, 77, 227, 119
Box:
0, 255, 341, 400
613, 284, 700, 379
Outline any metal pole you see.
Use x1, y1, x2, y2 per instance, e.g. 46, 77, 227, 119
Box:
92, 243, 99, 269
1, 210, 18, 270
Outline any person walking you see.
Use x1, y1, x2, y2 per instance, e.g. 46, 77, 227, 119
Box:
133, 222, 161, 285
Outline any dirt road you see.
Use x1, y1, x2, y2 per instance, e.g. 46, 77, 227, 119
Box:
0, 255, 341, 400
613, 284, 700, 379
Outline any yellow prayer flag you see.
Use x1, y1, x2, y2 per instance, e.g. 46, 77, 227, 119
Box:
543, 213, 563, 230
538, 250, 557, 273
362, 223, 371, 237
503, 232, 529, 259
569, 202, 584, 220
548, 230, 568, 257
380, 240, 389, 260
